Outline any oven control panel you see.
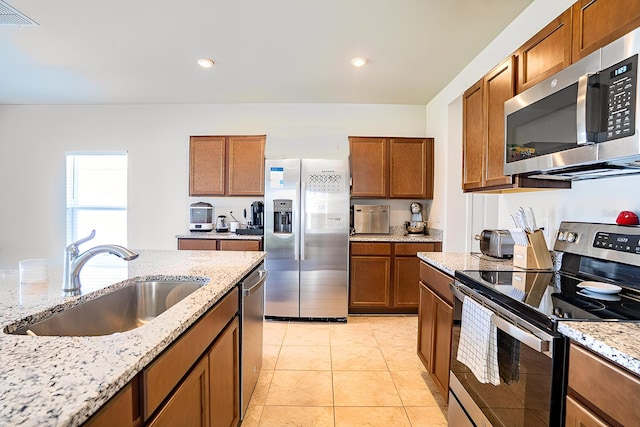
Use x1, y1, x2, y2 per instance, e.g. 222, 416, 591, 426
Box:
554, 221, 640, 267
593, 231, 640, 254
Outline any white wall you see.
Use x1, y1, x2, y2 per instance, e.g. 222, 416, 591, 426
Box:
0, 103, 426, 268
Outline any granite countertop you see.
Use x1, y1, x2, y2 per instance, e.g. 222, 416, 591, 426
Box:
0, 249, 265, 426
417, 252, 517, 276
558, 322, 640, 376
176, 231, 263, 240
350, 227, 443, 243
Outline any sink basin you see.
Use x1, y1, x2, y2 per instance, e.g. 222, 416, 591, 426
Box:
9, 280, 205, 336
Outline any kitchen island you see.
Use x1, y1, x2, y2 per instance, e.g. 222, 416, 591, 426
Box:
0, 249, 265, 426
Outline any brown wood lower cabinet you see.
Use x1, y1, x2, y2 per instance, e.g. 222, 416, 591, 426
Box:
177, 238, 262, 251
84, 287, 240, 427
417, 261, 453, 402
349, 241, 441, 314
209, 317, 240, 427
566, 342, 640, 426
84, 378, 141, 427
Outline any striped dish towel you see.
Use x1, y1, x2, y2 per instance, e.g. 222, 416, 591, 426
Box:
456, 295, 500, 385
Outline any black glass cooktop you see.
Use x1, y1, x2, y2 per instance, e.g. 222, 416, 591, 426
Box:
454, 269, 640, 329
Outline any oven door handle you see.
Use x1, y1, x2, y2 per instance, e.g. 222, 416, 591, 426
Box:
491, 314, 550, 353
451, 281, 553, 355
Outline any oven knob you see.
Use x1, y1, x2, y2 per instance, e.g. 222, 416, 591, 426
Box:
566, 232, 577, 243
557, 231, 566, 241
563, 312, 572, 319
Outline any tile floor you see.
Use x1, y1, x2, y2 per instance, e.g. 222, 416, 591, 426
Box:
241, 315, 448, 426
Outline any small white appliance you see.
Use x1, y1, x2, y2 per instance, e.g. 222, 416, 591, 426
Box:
190, 202, 213, 231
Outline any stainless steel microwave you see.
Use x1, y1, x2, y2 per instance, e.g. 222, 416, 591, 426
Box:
504, 27, 640, 180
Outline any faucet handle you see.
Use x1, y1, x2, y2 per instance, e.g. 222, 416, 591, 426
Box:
66, 230, 96, 253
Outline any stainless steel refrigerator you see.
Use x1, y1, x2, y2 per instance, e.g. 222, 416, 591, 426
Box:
264, 158, 349, 320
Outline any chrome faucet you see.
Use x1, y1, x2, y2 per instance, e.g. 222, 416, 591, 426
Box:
62, 230, 139, 292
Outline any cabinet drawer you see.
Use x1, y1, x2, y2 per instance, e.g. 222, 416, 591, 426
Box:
568, 343, 640, 426
394, 243, 435, 256
177, 239, 217, 251
218, 240, 261, 251
351, 242, 391, 256
419, 262, 453, 305
143, 287, 239, 420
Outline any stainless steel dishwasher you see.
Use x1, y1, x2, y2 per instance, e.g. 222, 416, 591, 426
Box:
240, 262, 266, 419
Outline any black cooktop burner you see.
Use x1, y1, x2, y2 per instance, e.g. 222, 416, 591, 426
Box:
454, 269, 640, 328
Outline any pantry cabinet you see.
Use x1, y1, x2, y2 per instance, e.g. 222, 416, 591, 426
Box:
189, 135, 265, 196
572, 0, 640, 62
349, 242, 441, 314
566, 342, 640, 426
349, 137, 434, 199
417, 261, 453, 402
177, 238, 262, 251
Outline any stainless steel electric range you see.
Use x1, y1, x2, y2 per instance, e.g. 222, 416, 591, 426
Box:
449, 221, 640, 427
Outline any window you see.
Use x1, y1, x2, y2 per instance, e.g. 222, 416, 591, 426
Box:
66, 152, 128, 249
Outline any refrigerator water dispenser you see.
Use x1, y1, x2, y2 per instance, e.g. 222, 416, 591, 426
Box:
273, 199, 293, 233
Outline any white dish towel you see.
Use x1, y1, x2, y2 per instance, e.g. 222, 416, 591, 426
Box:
456, 295, 500, 386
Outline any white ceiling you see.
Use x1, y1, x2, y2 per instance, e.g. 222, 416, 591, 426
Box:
0, 0, 533, 105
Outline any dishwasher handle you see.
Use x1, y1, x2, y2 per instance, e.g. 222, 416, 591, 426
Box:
243, 270, 267, 297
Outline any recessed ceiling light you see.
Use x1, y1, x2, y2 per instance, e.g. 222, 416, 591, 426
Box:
197, 58, 214, 68
350, 57, 367, 67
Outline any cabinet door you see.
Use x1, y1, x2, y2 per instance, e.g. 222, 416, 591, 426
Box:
462, 79, 484, 191
572, 0, 640, 62
517, 8, 572, 93
417, 282, 435, 372
218, 240, 261, 251
432, 293, 453, 402
394, 256, 421, 308
209, 317, 240, 427
349, 256, 391, 307
177, 239, 218, 250
349, 137, 388, 197
389, 138, 434, 199
148, 356, 209, 427
565, 395, 609, 427
190, 136, 226, 196
484, 57, 515, 188
228, 136, 265, 196
84, 379, 139, 427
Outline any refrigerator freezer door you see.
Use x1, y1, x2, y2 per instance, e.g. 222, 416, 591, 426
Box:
264, 159, 301, 317
300, 159, 350, 318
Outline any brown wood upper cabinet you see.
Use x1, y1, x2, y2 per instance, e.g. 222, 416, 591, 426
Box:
572, 0, 640, 62
349, 137, 434, 199
463, 57, 515, 191
517, 8, 572, 93
189, 135, 265, 196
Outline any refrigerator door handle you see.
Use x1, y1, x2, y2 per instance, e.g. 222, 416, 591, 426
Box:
294, 181, 300, 261
300, 181, 306, 260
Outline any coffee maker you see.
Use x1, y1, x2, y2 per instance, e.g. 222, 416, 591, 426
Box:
251, 201, 264, 229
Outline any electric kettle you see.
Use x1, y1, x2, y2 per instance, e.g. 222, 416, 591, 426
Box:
216, 215, 229, 232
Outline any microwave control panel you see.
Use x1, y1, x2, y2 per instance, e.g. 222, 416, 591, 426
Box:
602, 54, 638, 141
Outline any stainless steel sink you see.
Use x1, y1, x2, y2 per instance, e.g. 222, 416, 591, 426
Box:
10, 280, 205, 336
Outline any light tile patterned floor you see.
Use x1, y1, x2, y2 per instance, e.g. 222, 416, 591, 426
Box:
241, 315, 448, 426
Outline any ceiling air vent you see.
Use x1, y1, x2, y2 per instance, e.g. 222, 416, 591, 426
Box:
0, 1, 38, 26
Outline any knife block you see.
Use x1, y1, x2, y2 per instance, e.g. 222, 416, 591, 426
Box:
513, 230, 553, 270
